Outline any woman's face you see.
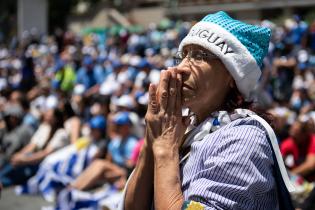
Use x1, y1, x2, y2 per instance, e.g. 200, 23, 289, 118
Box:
289, 121, 308, 144
91, 128, 102, 140
44, 109, 55, 124
174, 44, 233, 117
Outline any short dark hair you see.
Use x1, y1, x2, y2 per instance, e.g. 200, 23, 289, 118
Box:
224, 86, 274, 126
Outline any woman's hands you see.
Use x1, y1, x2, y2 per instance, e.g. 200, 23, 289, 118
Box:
124, 68, 187, 210
145, 68, 188, 154
145, 68, 186, 210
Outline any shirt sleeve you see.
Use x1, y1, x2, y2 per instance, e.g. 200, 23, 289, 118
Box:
30, 124, 51, 149
47, 129, 70, 151
186, 124, 277, 210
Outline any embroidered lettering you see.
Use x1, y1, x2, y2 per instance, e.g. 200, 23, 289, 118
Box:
224, 46, 234, 55
199, 30, 209, 39
207, 32, 215, 42
207, 34, 219, 43
216, 41, 225, 52
188, 27, 235, 55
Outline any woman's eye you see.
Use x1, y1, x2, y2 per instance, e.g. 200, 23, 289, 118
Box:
193, 52, 203, 61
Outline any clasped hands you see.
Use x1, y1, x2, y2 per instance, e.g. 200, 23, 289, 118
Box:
145, 67, 189, 154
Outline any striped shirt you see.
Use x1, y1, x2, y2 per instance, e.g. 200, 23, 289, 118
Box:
180, 116, 278, 210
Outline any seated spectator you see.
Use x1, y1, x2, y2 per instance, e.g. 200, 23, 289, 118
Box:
75, 55, 98, 91
280, 117, 315, 181
61, 101, 81, 144
71, 112, 138, 191
290, 88, 312, 113
268, 106, 296, 143
107, 111, 138, 170
0, 108, 68, 186
16, 115, 108, 202
20, 95, 39, 130
113, 94, 144, 138
52, 59, 76, 93
0, 105, 34, 169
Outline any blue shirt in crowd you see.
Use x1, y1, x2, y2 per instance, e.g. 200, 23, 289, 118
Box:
108, 135, 138, 168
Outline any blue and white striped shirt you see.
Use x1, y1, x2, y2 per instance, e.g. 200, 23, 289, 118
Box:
180, 117, 278, 210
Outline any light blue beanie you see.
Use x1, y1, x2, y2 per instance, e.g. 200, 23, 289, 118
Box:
179, 11, 271, 100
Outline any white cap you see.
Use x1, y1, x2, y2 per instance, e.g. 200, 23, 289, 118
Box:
115, 95, 135, 109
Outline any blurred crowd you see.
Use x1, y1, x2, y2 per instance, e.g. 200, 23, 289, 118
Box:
1, 14, 315, 209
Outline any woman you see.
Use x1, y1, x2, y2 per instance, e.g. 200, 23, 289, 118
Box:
123, 11, 294, 210
0, 108, 68, 186
10, 108, 68, 166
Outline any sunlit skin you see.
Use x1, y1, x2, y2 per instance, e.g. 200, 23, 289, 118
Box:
174, 44, 234, 123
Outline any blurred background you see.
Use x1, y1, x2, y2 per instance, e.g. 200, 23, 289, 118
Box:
1, 0, 315, 210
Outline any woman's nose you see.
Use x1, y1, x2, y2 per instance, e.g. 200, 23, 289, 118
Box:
174, 60, 191, 76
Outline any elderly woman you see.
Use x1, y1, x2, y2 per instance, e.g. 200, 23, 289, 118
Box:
122, 11, 294, 210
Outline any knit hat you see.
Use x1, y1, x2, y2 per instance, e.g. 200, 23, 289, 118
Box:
179, 11, 271, 100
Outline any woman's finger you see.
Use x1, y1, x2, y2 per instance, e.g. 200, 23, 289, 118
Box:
148, 83, 158, 114
167, 70, 177, 116
175, 72, 182, 116
158, 70, 170, 114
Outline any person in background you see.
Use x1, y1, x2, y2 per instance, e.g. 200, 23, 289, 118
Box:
15, 115, 108, 201
52, 59, 76, 94
71, 111, 138, 191
19, 56, 36, 92
271, 40, 297, 103
61, 101, 81, 144
108, 112, 138, 170
123, 11, 294, 210
20, 95, 39, 130
76, 55, 98, 91
0, 105, 34, 169
0, 108, 68, 186
281, 117, 315, 181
